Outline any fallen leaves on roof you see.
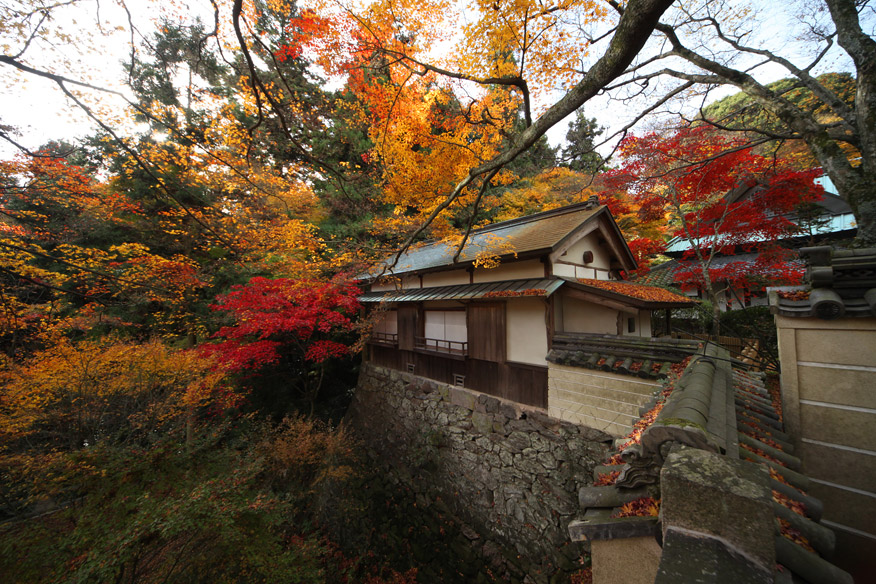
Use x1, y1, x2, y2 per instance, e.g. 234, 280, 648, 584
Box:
482, 288, 547, 298
593, 470, 621, 486
778, 290, 810, 300
576, 278, 696, 304
612, 497, 661, 519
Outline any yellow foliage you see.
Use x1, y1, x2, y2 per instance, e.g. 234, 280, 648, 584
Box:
0, 338, 238, 450
260, 415, 358, 491
492, 167, 599, 221
456, 0, 609, 100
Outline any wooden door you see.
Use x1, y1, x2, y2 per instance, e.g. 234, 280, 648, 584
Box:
467, 302, 506, 362
397, 304, 419, 351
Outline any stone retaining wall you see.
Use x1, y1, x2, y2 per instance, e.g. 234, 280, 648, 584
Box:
348, 364, 612, 582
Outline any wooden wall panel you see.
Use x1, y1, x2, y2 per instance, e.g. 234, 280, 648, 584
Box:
466, 360, 547, 408
467, 359, 502, 399
398, 305, 419, 351
415, 352, 465, 385
369, 345, 400, 370
505, 363, 548, 409
468, 302, 506, 362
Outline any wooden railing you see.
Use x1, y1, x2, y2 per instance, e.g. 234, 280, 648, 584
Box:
370, 332, 398, 346
415, 336, 468, 356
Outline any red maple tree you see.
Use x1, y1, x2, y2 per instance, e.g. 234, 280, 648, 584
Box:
608, 126, 824, 329
199, 276, 361, 411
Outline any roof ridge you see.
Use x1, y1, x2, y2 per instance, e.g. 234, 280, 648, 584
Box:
469, 201, 604, 233
408, 202, 605, 250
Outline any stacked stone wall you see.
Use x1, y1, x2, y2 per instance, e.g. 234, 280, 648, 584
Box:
347, 364, 612, 582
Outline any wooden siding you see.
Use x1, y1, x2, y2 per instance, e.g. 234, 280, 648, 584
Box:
467, 302, 506, 362
369, 344, 401, 370
466, 360, 548, 408
506, 362, 549, 409
366, 346, 547, 409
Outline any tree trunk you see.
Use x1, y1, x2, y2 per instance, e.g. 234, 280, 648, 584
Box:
822, 162, 876, 246
704, 284, 722, 336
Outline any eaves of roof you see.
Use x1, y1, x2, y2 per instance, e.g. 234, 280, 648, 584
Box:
561, 277, 698, 309
359, 278, 565, 303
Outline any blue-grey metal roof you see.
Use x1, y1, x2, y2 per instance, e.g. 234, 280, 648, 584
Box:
359, 278, 565, 303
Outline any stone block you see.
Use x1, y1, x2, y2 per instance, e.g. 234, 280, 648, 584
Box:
506, 431, 531, 453
591, 536, 661, 584
536, 450, 557, 470
655, 527, 772, 584
796, 328, 876, 366
471, 411, 495, 435
449, 386, 478, 411
798, 440, 876, 493
500, 402, 520, 420
799, 403, 876, 451
475, 436, 493, 452
517, 456, 548, 476
798, 365, 876, 409
831, 524, 876, 584
807, 480, 876, 538
660, 446, 775, 573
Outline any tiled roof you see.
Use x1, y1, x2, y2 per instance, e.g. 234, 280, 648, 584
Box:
369, 203, 630, 277
547, 332, 702, 380
568, 344, 853, 584
361, 277, 697, 310
560, 277, 696, 309
635, 260, 682, 288
770, 246, 876, 319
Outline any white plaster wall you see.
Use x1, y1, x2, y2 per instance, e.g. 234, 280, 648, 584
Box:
506, 298, 549, 366
424, 300, 465, 309
374, 310, 398, 335
424, 310, 467, 343
401, 276, 420, 289
639, 311, 652, 338
561, 295, 619, 335
617, 310, 652, 338
552, 264, 607, 280
423, 270, 469, 287
556, 232, 612, 274
473, 259, 544, 283
370, 281, 397, 292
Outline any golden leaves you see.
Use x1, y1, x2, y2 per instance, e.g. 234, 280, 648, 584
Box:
0, 338, 238, 444
455, 0, 609, 100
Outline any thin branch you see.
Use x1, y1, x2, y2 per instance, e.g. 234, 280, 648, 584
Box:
452, 168, 500, 263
